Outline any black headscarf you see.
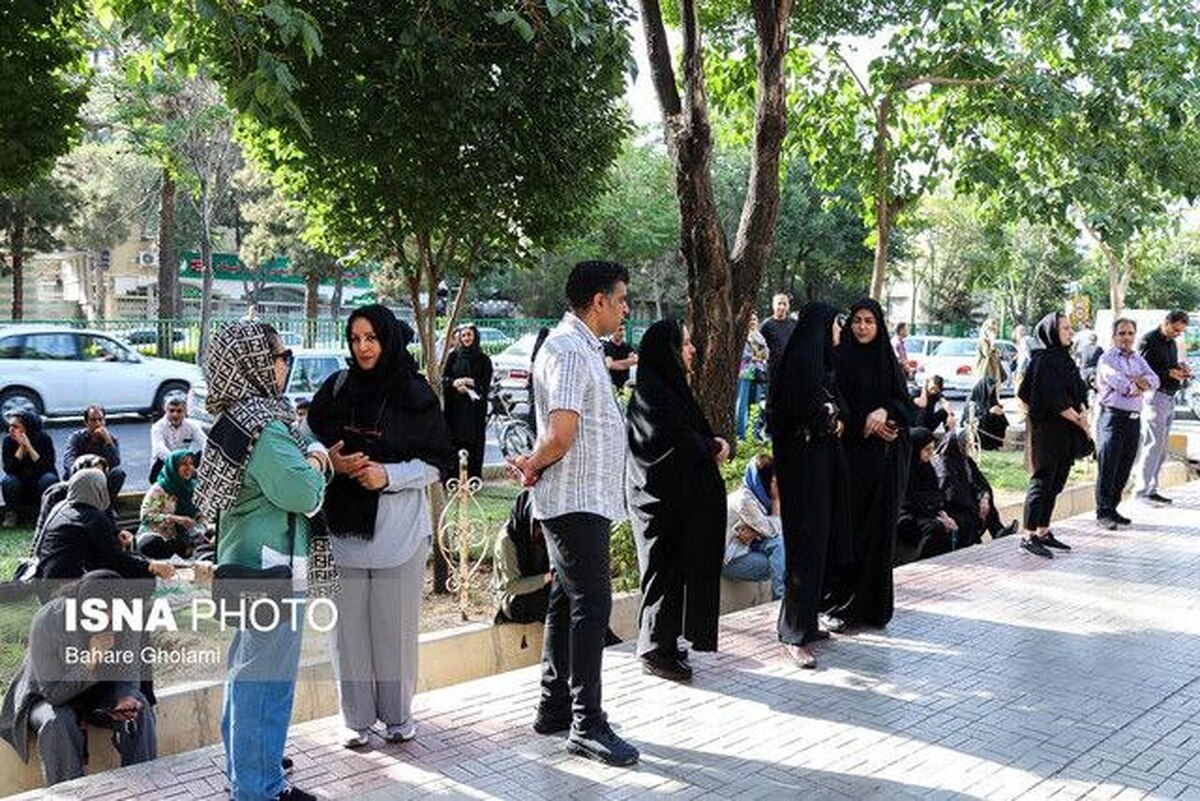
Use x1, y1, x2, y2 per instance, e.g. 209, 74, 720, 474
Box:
628, 321, 710, 465
448, 324, 487, 377
307, 304, 456, 539
969, 377, 998, 418
835, 298, 911, 435
1018, 312, 1087, 421
768, 302, 841, 438
904, 426, 941, 512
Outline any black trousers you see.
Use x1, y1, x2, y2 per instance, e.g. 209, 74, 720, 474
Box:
539, 512, 611, 732
776, 438, 838, 646
1023, 457, 1072, 530
1095, 407, 1140, 517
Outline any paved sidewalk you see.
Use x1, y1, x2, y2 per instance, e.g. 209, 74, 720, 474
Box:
17, 482, 1200, 800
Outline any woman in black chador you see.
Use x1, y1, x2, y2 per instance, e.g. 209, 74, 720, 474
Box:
442, 324, 494, 479
1017, 312, 1089, 558
768, 302, 849, 669
969, 376, 1008, 451
825, 298, 912, 630
626, 320, 729, 681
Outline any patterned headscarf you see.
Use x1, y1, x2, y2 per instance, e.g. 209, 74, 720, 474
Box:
196, 322, 301, 520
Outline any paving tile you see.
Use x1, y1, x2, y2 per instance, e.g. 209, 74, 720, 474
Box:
15, 482, 1200, 800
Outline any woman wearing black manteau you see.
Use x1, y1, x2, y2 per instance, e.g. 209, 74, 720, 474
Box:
824, 298, 913, 631
626, 320, 729, 681
1017, 312, 1089, 558
969, 376, 1008, 451
769, 302, 849, 669
443, 324, 494, 479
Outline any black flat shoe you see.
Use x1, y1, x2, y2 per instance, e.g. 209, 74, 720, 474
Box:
532, 706, 572, 735
1020, 536, 1053, 559
1040, 532, 1071, 551
1113, 512, 1132, 525
995, 520, 1019, 539
1097, 516, 1119, 531
641, 650, 693, 682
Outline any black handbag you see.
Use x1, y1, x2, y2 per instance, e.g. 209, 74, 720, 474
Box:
1070, 425, 1095, 460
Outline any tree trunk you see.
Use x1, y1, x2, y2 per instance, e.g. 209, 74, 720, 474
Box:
197, 189, 215, 366
330, 269, 344, 321
304, 271, 319, 348
10, 215, 25, 321
870, 95, 892, 302
157, 170, 177, 357
640, 0, 791, 443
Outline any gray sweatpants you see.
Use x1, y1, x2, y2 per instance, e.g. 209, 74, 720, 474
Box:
1134, 390, 1175, 497
330, 540, 427, 731
29, 687, 156, 786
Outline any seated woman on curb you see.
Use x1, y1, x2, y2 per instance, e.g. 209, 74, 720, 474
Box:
136, 449, 207, 560
492, 489, 552, 624
896, 428, 960, 565
35, 469, 175, 590
722, 455, 786, 601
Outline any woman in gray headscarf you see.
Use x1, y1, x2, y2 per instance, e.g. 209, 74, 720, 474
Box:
34, 468, 174, 584
196, 321, 330, 801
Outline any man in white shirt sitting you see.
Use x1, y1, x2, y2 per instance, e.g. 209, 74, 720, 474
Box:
148, 396, 206, 482
723, 454, 785, 601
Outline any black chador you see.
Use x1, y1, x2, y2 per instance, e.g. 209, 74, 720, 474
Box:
768, 302, 850, 647
626, 320, 725, 658
825, 298, 912, 629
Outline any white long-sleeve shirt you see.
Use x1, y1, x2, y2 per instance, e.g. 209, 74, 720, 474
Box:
724, 487, 782, 565
149, 417, 207, 462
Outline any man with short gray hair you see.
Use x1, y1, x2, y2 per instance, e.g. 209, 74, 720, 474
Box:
148, 396, 206, 482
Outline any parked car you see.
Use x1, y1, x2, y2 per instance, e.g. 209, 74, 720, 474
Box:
122, 328, 187, 346
902, 335, 946, 378
0, 325, 202, 419
916, 337, 1015, 394
187, 348, 345, 430
491, 332, 539, 415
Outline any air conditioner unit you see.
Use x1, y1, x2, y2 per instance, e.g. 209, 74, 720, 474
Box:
138, 251, 158, 268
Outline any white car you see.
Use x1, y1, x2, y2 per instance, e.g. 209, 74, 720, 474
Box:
491, 332, 538, 415
0, 325, 203, 418
916, 337, 1015, 394
187, 348, 345, 429
902, 335, 946, 378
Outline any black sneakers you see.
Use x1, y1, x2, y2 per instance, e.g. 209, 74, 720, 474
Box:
566, 721, 640, 767
1097, 516, 1119, 530
1113, 512, 1132, 525
641, 650, 692, 682
1020, 536, 1053, 559
532, 705, 572, 735
1146, 492, 1173, 505
995, 520, 1019, 539
1041, 531, 1072, 551
277, 788, 316, 801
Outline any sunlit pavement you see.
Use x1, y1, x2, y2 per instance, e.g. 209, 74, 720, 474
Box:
17, 483, 1200, 800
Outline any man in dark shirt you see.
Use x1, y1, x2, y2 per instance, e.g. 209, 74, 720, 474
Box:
759, 294, 796, 421
1134, 310, 1191, 504
62, 406, 125, 504
602, 326, 637, 390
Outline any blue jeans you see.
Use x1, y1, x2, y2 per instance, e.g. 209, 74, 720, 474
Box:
736, 379, 753, 440
1, 472, 58, 510
722, 535, 785, 600
222, 604, 304, 801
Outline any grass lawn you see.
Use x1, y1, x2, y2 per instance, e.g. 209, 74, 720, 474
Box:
976, 448, 1095, 492
0, 526, 33, 580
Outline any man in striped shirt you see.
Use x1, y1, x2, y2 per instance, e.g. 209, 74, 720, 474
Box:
510, 260, 637, 767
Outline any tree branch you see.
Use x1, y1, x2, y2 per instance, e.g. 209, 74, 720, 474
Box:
898, 74, 1007, 91
638, 0, 682, 117
730, 0, 793, 289
830, 45, 875, 114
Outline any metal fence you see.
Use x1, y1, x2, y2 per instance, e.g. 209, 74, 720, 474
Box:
12, 317, 652, 363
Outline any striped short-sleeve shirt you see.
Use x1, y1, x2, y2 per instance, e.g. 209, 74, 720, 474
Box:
530, 312, 628, 522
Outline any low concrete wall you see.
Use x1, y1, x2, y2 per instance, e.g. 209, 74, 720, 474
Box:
2, 462, 1192, 793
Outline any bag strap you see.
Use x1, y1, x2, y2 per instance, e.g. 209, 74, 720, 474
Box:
287, 512, 296, 568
